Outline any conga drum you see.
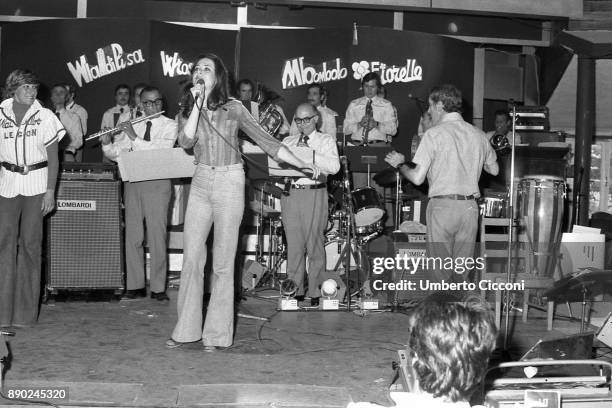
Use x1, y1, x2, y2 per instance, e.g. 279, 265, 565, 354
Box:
518, 175, 566, 277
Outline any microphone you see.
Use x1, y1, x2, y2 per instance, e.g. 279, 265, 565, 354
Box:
195, 79, 205, 98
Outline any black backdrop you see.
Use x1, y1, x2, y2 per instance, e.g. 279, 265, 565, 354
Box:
1, 20, 474, 160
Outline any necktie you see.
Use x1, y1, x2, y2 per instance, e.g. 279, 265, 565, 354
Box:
144, 120, 152, 142
114, 108, 125, 126
298, 133, 309, 147
143, 121, 152, 141
55, 111, 61, 119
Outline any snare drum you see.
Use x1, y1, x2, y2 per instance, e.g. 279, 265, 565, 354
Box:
352, 187, 385, 235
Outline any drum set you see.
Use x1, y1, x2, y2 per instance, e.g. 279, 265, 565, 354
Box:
245, 171, 388, 292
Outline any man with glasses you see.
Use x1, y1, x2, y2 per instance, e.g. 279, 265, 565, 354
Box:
289, 84, 338, 140
281, 103, 340, 306
101, 86, 178, 301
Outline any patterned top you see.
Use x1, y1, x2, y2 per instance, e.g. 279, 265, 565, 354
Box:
178, 99, 281, 166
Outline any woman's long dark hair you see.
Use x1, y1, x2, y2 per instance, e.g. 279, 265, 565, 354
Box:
180, 53, 230, 118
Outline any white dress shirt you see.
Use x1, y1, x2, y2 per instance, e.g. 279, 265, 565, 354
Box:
281, 129, 340, 185
102, 115, 178, 164
56, 108, 83, 153
100, 104, 134, 130
66, 101, 88, 135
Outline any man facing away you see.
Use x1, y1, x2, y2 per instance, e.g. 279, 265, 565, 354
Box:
386, 84, 498, 283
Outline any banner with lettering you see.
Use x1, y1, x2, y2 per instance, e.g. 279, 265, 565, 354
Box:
239, 26, 474, 154
148, 22, 237, 119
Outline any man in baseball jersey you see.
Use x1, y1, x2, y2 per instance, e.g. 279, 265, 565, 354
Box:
101, 86, 177, 301
0, 69, 65, 328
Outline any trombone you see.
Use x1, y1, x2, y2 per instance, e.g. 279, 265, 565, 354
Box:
84, 111, 165, 142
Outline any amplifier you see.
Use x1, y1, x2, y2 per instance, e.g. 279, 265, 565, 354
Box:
46, 179, 123, 292
370, 232, 430, 304
59, 162, 118, 181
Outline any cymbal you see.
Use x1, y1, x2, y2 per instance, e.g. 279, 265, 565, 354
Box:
373, 167, 400, 187
544, 268, 612, 302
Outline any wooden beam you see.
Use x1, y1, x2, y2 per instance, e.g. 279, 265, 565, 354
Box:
203, 0, 582, 18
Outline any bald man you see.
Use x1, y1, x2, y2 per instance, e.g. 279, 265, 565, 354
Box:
281, 103, 340, 306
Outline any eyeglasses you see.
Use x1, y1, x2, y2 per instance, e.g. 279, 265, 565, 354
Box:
294, 115, 316, 125
142, 98, 163, 107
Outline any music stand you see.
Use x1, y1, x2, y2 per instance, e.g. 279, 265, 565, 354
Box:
345, 145, 394, 186
544, 268, 612, 333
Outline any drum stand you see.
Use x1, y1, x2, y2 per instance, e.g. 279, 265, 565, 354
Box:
333, 155, 370, 310
252, 182, 286, 291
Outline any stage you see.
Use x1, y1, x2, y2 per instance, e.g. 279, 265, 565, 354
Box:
1, 288, 602, 408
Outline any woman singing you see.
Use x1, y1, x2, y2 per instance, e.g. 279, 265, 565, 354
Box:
0, 69, 64, 328
166, 54, 319, 351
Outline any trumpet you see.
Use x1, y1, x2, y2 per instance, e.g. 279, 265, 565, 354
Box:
85, 111, 165, 142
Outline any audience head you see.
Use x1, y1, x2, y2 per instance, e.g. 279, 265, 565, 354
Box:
407, 295, 497, 403
5, 69, 39, 105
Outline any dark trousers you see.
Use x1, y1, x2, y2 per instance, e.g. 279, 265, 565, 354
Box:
0, 194, 44, 327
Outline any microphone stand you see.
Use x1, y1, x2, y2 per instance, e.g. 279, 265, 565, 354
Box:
503, 106, 518, 351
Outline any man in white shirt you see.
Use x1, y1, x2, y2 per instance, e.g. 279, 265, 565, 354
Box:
64, 84, 88, 136
100, 84, 133, 163
289, 84, 338, 140
281, 103, 340, 306
485, 109, 521, 151
343, 72, 397, 145
50, 84, 83, 162
101, 86, 177, 301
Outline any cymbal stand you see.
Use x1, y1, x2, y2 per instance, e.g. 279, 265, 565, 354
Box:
394, 170, 402, 231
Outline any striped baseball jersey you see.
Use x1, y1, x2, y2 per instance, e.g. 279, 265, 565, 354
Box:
0, 98, 66, 197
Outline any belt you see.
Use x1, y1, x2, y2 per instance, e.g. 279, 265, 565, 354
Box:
1, 161, 48, 175
431, 194, 476, 200
291, 183, 326, 190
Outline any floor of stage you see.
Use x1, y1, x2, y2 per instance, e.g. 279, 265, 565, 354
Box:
1, 287, 606, 408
